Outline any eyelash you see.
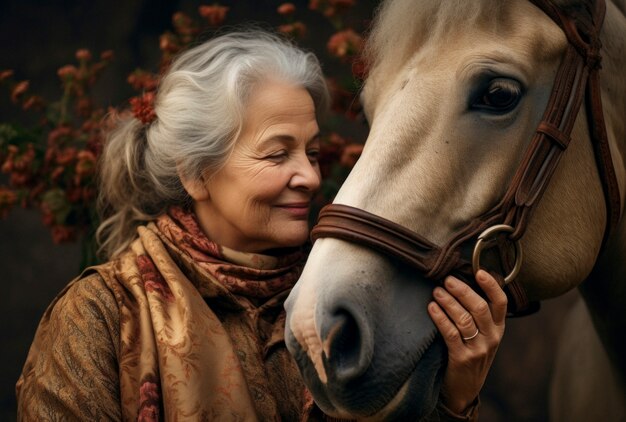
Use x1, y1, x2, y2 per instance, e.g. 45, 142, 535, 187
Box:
267, 151, 288, 160
265, 149, 320, 162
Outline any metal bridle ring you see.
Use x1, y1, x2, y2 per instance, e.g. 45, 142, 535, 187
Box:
472, 224, 523, 286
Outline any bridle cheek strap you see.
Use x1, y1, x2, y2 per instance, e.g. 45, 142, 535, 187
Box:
311, 0, 620, 317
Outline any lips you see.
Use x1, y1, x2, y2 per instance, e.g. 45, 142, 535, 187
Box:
276, 202, 311, 217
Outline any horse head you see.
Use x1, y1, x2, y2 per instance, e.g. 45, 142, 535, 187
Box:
285, 0, 626, 419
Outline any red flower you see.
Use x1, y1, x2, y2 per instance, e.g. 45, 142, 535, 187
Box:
159, 32, 180, 54
47, 126, 73, 146
11, 81, 29, 103
130, 92, 157, 125
198, 4, 229, 26
278, 22, 307, 39
327, 29, 364, 60
277, 3, 296, 16
50, 166, 65, 182
0, 187, 17, 219
127, 69, 159, 92
0, 69, 14, 82
75, 49, 92, 62
100, 50, 115, 61
172, 12, 198, 37
57, 65, 78, 81
22, 95, 45, 111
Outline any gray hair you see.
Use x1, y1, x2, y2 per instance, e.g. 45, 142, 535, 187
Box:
96, 30, 330, 258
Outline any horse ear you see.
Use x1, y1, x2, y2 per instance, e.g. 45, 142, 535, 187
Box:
178, 168, 210, 201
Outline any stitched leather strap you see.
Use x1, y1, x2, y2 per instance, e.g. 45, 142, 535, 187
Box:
312, 0, 618, 317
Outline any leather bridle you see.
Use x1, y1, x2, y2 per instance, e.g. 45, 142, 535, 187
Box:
311, 0, 620, 316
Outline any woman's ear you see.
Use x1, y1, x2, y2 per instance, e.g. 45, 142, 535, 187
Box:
178, 170, 210, 201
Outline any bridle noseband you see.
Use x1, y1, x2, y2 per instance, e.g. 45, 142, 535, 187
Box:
311, 0, 620, 316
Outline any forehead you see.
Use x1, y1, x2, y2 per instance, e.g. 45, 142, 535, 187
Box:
236, 80, 318, 148
244, 81, 315, 123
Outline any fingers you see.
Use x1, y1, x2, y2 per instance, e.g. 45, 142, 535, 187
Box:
432, 273, 508, 413
431, 273, 507, 339
431, 282, 479, 341
427, 301, 465, 349
475, 270, 508, 325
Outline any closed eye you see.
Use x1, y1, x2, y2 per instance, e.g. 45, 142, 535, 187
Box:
265, 150, 288, 161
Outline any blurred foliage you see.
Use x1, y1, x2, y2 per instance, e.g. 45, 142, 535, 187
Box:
0, 1, 370, 266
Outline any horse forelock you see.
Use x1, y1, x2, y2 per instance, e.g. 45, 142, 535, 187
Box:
361, 0, 567, 123
365, 0, 510, 73
286, 1, 626, 419
353, 0, 622, 287
355, 0, 569, 241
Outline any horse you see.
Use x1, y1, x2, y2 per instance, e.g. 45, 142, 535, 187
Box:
284, 0, 626, 420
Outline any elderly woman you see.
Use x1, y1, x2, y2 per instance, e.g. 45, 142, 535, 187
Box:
16, 31, 506, 421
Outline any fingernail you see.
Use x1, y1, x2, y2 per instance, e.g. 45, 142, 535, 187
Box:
476, 270, 487, 282
444, 276, 459, 289
433, 287, 445, 298
428, 302, 439, 313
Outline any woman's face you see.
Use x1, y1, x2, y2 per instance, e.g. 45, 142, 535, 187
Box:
189, 80, 321, 253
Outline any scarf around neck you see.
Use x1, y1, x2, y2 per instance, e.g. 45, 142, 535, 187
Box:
91, 207, 321, 421
157, 206, 306, 301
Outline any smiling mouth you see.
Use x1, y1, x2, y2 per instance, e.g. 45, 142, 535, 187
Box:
276, 203, 311, 217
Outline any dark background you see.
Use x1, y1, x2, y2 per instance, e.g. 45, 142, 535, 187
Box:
0, 1, 579, 420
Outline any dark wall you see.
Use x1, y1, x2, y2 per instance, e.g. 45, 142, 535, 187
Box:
0, 1, 578, 420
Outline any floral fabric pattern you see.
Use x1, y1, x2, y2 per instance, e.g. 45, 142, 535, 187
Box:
17, 208, 309, 421
16, 207, 476, 421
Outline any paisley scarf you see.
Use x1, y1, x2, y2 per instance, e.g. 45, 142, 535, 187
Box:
17, 206, 474, 421
97, 207, 316, 421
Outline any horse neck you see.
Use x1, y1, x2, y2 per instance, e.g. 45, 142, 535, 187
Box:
579, 1, 626, 380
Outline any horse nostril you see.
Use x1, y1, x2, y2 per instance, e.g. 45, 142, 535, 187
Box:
324, 308, 373, 383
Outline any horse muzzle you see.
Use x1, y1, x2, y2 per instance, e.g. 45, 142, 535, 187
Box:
284, 239, 448, 420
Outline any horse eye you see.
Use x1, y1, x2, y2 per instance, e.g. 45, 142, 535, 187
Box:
473, 78, 523, 112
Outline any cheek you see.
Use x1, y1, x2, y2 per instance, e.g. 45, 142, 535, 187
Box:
240, 185, 280, 223
249, 170, 291, 201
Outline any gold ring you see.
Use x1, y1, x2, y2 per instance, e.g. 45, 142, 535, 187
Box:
462, 328, 480, 341
472, 224, 523, 286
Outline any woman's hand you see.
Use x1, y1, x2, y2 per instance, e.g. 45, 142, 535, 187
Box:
427, 269, 508, 414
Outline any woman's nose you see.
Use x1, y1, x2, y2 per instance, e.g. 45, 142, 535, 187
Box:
289, 155, 321, 191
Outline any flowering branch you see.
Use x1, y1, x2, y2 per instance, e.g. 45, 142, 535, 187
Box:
0, 1, 370, 265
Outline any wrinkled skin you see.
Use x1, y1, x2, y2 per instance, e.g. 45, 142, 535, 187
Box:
285, 0, 626, 420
